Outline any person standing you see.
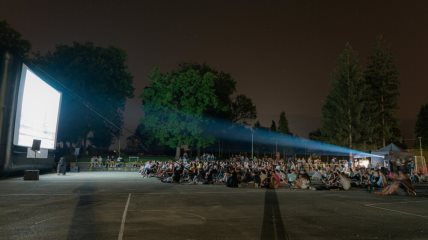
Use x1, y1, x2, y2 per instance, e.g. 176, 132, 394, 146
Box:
57, 157, 66, 175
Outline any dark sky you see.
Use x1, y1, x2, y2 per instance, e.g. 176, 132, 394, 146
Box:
2, 0, 428, 144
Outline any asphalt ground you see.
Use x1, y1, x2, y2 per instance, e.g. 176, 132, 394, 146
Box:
0, 172, 427, 240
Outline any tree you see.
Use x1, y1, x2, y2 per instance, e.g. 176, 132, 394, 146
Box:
0, 20, 31, 58
278, 111, 291, 135
177, 63, 236, 120
231, 94, 257, 124
321, 43, 364, 149
270, 120, 277, 132
127, 123, 173, 155
254, 121, 261, 128
415, 104, 428, 148
363, 36, 400, 147
141, 66, 218, 159
309, 129, 323, 141
34, 42, 134, 149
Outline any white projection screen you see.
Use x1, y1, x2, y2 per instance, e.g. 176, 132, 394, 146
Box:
13, 64, 61, 149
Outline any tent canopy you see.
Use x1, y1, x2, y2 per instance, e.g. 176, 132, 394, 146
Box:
376, 143, 402, 154
370, 143, 404, 167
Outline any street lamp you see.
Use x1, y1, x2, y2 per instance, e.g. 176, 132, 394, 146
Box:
418, 137, 423, 157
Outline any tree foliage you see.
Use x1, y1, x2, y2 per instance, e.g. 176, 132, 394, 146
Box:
173, 63, 257, 125
321, 43, 364, 148
278, 111, 291, 135
270, 120, 277, 132
0, 20, 31, 58
177, 63, 236, 120
141, 66, 218, 158
415, 104, 428, 148
254, 121, 261, 129
34, 42, 134, 149
363, 36, 400, 147
231, 94, 257, 124
309, 129, 322, 141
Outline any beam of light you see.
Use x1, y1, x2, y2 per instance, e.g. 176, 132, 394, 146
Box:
143, 103, 383, 158
202, 119, 383, 158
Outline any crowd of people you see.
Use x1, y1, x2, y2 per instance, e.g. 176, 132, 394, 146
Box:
139, 154, 421, 196
89, 155, 124, 168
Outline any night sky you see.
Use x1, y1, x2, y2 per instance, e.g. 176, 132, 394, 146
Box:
2, 0, 428, 145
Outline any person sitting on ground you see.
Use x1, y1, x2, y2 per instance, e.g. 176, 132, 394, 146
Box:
226, 169, 239, 188
293, 173, 310, 190
375, 172, 400, 195
368, 169, 379, 192
338, 172, 351, 191
261, 171, 271, 188
349, 168, 361, 186
287, 170, 297, 187
260, 170, 268, 188
270, 170, 281, 189
311, 168, 322, 182
253, 171, 261, 188
90, 156, 96, 168
397, 171, 417, 196
375, 171, 416, 196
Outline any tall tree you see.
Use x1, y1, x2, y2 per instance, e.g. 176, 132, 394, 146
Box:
270, 120, 277, 132
415, 104, 428, 149
0, 20, 31, 58
141, 66, 218, 159
231, 94, 257, 124
363, 36, 400, 147
34, 42, 134, 149
177, 63, 236, 120
321, 43, 364, 148
278, 111, 290, 134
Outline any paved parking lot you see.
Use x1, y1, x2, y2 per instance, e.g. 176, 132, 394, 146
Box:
0, 172, 427, 240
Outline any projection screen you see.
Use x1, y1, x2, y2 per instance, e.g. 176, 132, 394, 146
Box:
13, 64, 61, 149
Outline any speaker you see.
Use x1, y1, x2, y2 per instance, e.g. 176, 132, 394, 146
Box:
31, 139, 41, 151
24, 170, 39, 180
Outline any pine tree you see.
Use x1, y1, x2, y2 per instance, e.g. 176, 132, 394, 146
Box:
278, 111, 290, 134
321, 43, 364, 148
363, 36, 400, 147
415, 104, 428, 148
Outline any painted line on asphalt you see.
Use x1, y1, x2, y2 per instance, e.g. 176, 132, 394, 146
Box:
33, 216, 60, 225
365, 200, 428, 206
118, 193, 132, 240
364, 201, 428, 219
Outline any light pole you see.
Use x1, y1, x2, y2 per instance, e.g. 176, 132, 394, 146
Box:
418, 137, 423, 157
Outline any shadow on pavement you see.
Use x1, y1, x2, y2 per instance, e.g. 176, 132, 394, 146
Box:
260, 189, 288, 240
67, 184, 97, 240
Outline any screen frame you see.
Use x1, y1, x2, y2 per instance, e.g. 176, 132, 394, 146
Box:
13, 64, 62, 150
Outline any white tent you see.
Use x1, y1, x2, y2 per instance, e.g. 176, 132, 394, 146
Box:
371, 143, 413, 169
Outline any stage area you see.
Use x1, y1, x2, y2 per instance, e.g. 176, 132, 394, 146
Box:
0, 172, 427, 240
